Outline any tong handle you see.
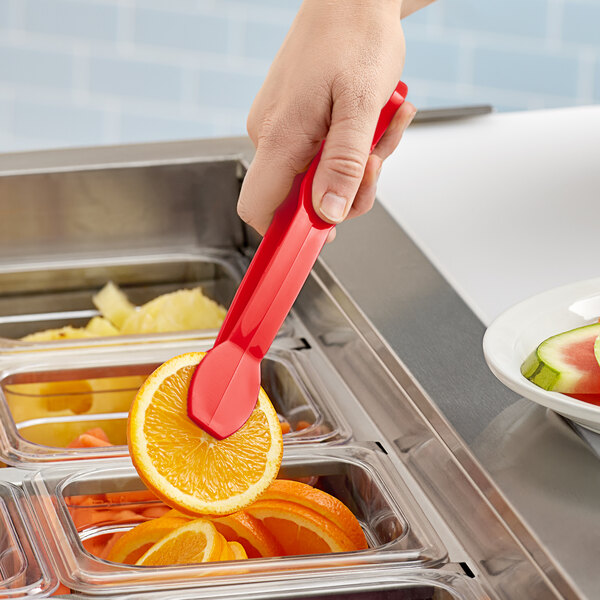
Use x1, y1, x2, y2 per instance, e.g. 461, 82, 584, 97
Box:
216, 81, 408, 360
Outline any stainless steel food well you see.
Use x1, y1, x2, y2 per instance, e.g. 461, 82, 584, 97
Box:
22, 446, 446, 596
0, 137, 578, 598
0, 480, 57, 597
0, 251, 242, 345
0, 339, 351, 465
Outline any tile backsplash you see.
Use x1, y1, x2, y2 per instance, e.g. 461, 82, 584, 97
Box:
0, 0, 598, 152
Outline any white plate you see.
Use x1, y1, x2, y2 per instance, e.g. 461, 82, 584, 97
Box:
483, 278, 600, 434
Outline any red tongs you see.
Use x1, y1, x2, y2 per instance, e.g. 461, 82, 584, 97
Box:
188, 81, 408, 439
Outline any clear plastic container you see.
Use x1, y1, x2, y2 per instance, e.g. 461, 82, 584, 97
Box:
67, 569, 489, 599
0, 252, 243, 349
0, 341, 350, 466
23, 445, 447, 596
0, 480, 57, 597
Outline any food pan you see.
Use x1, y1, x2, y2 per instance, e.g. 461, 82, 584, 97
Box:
0, 340, 351, 466
68, 569, 489, 600
22, 445, 447, 596
0, 480, 57, 597
0, 251, 252, 350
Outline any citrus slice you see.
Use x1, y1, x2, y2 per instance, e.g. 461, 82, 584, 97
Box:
212, 511, 283, 558
262, 480, 367, 550
227, 541, 248, 560
135, 519, 226, 566
106, 516, 188, 564
128, 352, 283, 516
245, 500, 357, 556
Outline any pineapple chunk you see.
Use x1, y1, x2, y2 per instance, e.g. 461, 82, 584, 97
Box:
120, 288, 226, 334
85, 316, 120, 336
21, 326, 95, 342
92, 282, 136, 328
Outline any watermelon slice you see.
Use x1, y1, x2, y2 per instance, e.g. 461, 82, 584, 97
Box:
521, 322, 600, 393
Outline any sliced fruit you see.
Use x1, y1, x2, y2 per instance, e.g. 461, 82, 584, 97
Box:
67, 433, 112, 448
262, 480, 367, 550
128, 352, 283, 516
92, 282, 136, 329
21, 326, 95, 342
120, 288, 226, 334
106, 516, 189, 564
245, 500, 357, 556
226, 541, 248, 560
521, 323, 600, 393
85, 316, 120, 336
135, 519, 226, 566
211, 511, 283, 558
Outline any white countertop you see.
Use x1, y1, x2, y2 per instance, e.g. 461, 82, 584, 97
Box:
378, 105, 600, 326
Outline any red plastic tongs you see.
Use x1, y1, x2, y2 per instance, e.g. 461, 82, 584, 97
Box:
187, 81, 408, 439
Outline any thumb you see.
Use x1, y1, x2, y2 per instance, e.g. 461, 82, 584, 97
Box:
312, 96, 381, 224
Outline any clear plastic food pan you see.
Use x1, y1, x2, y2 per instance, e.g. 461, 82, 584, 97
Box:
0, 252, 248, 351
67, 569, 489, 600
0, 480, 57, 597
22, 445, 447, 596
0, 341, 350, 466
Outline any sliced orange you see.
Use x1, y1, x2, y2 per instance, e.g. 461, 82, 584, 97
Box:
106, 516, 189, 564
245, 500, 357, 556
227, 541, 248, 560
135, 519, 226, 566
128, 352, 283, 516
212, 511, 283, 558
262, 480, 367, 550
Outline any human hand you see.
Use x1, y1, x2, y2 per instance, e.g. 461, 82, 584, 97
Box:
238, 0, 418, 241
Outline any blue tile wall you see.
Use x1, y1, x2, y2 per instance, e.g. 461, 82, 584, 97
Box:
0, 0, 598, 152
473, 47, 580, 96
561, 1, 600, 46
89, 56, 185, 102
134, 7, 229, 54
0, 44, 74, 89
21, 0, 119, 42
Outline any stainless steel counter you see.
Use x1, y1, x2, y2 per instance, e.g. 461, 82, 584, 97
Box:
0, 136, 593, 599
322, 200, 600, 599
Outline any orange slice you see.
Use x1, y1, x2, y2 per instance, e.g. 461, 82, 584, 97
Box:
262, 480, 367, 550
128, 352, 283, 516
135, 519, 226, 566
227, 541, 248, 560
245, 500, 357, 556
212, 511, 283, 558
106, 516, 189, 564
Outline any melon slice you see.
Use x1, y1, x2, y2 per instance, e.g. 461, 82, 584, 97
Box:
521, 322, 600, 393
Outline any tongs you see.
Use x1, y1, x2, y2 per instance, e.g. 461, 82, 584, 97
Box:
187, 81, 408, 439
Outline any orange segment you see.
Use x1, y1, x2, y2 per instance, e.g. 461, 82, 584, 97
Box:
245, 500, 357, 556
226, 541, 248, 560
128, 352, 283, 516
106, 516, 189, 564
135, 519, 226, 566
263, 479, 367, 550
212, 511, 283, 558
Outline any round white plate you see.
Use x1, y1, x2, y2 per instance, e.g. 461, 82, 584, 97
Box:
483, 278, 600, 434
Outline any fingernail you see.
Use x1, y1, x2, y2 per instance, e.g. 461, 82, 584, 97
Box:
407, 109, 417, 127
319, 192, 347, 222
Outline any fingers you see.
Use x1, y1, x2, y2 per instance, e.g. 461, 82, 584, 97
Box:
237, 135, 319, 236
347, 101, 416, 221
311, 89, 382, 224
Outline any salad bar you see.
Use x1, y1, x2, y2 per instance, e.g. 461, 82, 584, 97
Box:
0, 136, 583, 599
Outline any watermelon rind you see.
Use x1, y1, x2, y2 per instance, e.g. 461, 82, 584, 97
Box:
595, 335, 600, 370
521, 322, 600, 392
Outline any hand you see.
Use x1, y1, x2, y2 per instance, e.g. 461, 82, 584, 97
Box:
238, 0, 418, 241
